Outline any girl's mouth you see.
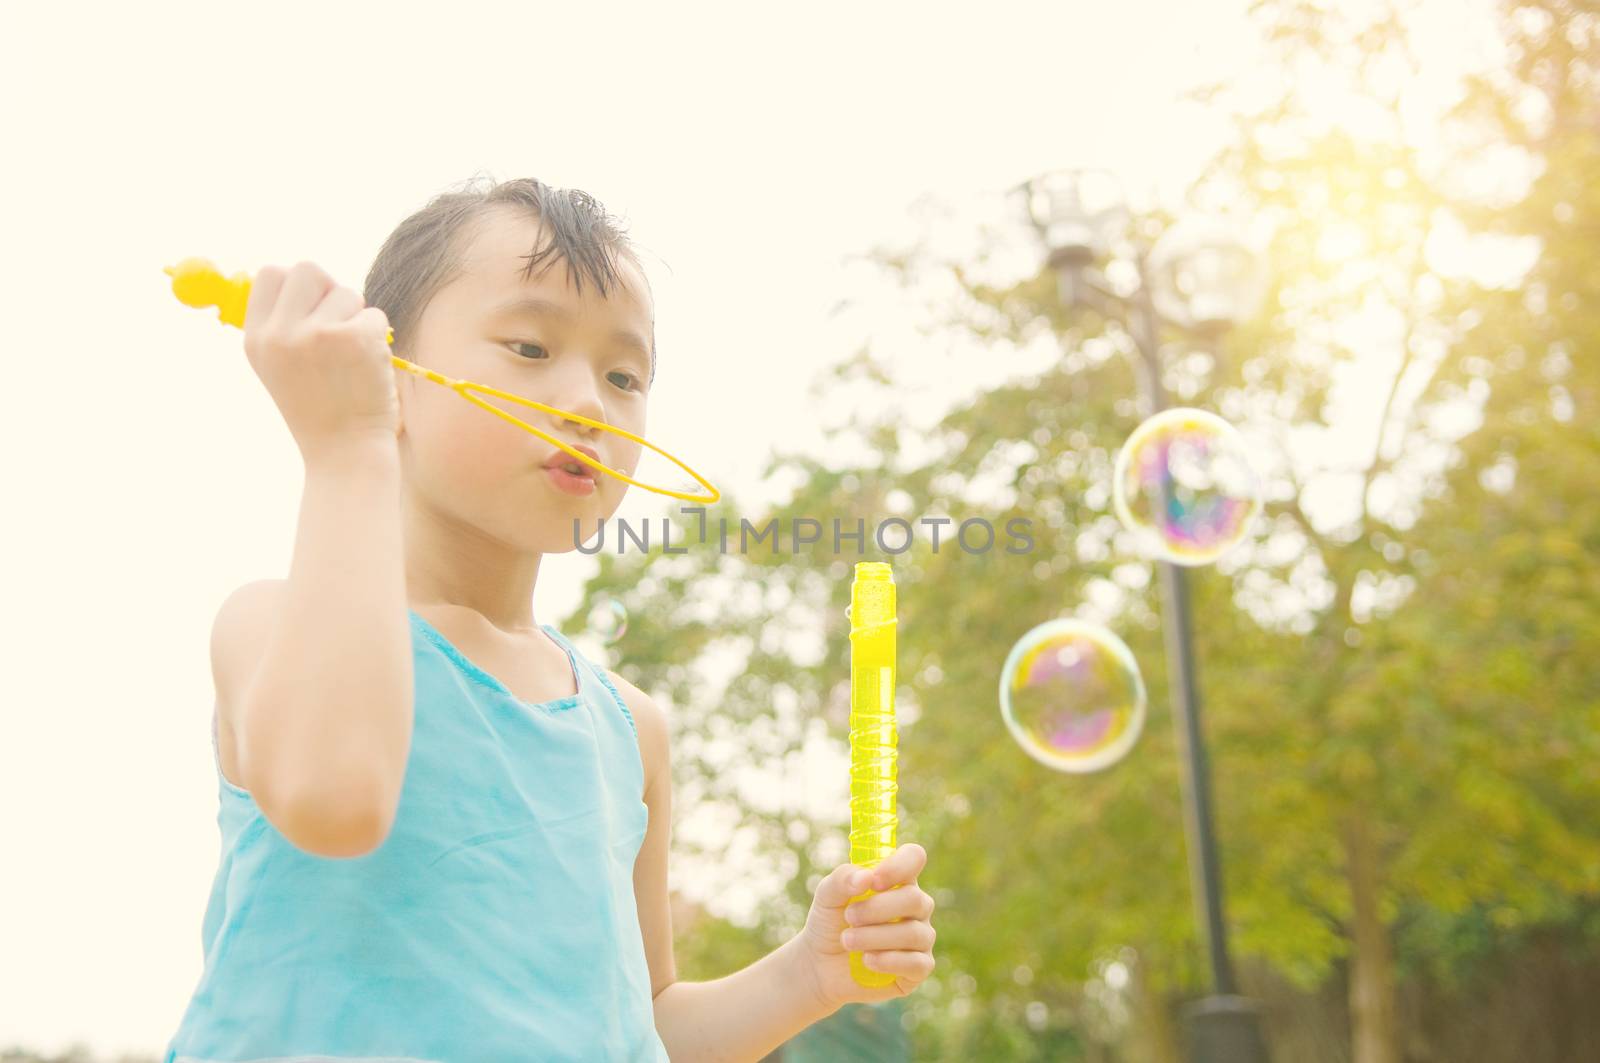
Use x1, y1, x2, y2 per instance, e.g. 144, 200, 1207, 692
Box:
544, 460, 597, 496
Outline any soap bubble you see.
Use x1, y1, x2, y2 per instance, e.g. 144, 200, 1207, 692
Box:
1112, 407, 1262, 565
586, 597, 629, 645
999, 618, 1146, 773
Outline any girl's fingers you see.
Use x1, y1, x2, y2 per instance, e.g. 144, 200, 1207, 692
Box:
843, 920, 936, 954
863, 949, 936, 980
866, 842, 928, 891
846, 884, 934, 926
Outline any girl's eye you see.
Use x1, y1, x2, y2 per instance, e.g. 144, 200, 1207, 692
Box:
511, 342, 640, 392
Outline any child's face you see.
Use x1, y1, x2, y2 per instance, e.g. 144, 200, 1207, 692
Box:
396, 210, 652, 553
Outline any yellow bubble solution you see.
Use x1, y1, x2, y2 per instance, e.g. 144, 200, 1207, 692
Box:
847, 561, 899, 988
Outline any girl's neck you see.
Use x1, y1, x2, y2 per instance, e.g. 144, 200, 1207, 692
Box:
401, 494, 544, 635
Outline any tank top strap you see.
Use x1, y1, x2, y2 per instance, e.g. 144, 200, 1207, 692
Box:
540, 624, 638, 743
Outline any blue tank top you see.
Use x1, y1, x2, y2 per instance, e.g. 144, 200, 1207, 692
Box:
163, 609, 670, 1063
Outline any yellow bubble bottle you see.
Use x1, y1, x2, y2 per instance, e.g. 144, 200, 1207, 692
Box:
847, 561, 899, 988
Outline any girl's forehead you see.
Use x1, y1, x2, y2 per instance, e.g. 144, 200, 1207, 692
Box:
457, 213, 651, 315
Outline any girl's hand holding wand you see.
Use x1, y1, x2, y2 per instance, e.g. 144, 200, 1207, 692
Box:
793, 842, 936, 1010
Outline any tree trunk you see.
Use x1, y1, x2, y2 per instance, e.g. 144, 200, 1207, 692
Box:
1126, 952, 1182, 1063
1344, 815, 1400, 1063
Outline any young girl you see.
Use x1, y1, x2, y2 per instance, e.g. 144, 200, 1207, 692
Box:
163, 176, 936, 1063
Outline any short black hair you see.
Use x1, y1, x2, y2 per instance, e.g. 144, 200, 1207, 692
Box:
364, 172, 655, 384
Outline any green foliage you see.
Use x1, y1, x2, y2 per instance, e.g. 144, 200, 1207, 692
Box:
571, 1, 1600, 1058
1, 1048, 155, 1063
780, 1001, 912, 1062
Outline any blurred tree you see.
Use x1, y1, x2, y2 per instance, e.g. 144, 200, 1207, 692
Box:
1193, 2, 1600, 1061
774, 1000, 911, 1062
0, 1047, 155, 1063
568, 1, 1600, 1060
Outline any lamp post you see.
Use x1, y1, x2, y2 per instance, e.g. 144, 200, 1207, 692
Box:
1018, 169, 1271, 1063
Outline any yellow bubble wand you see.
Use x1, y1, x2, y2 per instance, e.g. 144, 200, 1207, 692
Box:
164, 257, 720, 505
846, 560, 900, 988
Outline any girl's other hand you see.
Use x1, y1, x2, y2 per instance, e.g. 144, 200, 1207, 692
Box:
793, 842, 936, 1012
243, 261, 401, 465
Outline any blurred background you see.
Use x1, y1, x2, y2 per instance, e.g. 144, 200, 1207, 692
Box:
3, 1, 1596, 1061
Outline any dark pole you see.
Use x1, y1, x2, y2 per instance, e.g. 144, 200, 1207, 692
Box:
1126, 256, 1271, 1063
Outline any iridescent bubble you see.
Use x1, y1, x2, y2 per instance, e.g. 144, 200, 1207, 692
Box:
1112, 407, 1262, 566
999, 618, 1146, 773
586, 597, 629, 645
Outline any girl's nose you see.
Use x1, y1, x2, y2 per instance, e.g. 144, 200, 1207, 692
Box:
544, 365, 608, 436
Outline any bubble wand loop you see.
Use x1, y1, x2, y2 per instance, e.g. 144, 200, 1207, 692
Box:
164, 257, 721, 506
846, 561, 900, 989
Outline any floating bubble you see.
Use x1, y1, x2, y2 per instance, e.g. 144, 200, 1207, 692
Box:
1112, 407, 1262, 565
586, 597, 629, 645
999, 618, 1146, 773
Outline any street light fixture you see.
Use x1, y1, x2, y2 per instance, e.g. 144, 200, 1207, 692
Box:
1017, 168, 1272, 1063
1147, 213, 1268, 337
1025, 167, 1132, 268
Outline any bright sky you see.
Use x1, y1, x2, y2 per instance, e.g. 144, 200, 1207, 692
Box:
0, 0, 1505, 1055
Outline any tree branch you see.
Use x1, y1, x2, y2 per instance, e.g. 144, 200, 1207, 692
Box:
1363, 315, 1418, 509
